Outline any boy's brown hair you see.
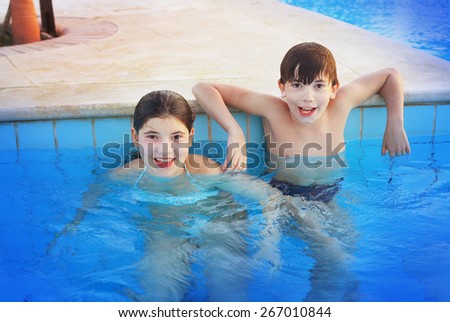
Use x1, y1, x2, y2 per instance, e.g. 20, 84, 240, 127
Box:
279, 42, 339, 86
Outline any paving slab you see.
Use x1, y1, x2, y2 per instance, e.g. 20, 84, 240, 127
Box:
0, 0, 449, 121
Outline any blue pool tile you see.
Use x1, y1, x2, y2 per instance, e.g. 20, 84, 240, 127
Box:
345, 108, 361, 142
408, 136, 435, 160
193, 114, 209, 141
210, 120, 228, 141
210, 112, 247, 142
17, 121, 55, 150
433, 137, 450, 167
362, 105, 435, 141
0, 122, 17, 151
403, 105, 434, 138
249, 115, 264, 143
55, 119, 94, 148
362, 107, 387, 140
94, 117, 132, 148
435, 104, 450, 135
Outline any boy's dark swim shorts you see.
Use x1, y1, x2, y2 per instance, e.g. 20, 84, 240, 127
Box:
269, 178, 343, 203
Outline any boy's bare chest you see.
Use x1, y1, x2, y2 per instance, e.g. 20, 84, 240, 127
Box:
263, 119, 345, 157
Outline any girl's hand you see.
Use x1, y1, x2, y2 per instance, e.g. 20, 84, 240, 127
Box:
222, 129, 247, 172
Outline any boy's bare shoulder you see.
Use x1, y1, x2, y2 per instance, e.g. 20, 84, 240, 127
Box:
229, 86, 288, 118
265, 95, 293, 122
327, 85, 356, 114
187, 154, 222, 175
256, 91, 287, 107
254, 92, 290, 118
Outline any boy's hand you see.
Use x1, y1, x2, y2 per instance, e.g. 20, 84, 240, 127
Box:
382, 124, 411, 156
222, 129, 247, 172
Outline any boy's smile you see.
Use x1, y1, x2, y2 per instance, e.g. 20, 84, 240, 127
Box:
297, 105, 318, 117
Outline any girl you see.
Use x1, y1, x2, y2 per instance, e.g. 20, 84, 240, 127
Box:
122, 90, 223, 178
114, 90, 282, 301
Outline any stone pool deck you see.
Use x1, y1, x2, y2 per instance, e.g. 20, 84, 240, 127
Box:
1, 0, 450, 121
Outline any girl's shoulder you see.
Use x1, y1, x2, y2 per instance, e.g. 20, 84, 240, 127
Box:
121, 157, 144, 170
111, 158, 144, 178
186, 154, 222, 175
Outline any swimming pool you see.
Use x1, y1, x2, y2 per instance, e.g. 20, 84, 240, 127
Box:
1, 126, 449, 301
282, 0, 450, 61
0, 0, 449, 303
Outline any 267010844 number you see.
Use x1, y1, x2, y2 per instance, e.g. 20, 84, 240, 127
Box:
260, 306, 331, 318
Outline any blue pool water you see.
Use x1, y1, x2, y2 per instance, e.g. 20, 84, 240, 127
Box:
283, 0, 450, 61
1, 135, 449, 301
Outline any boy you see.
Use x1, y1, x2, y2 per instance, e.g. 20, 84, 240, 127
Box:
192, 42, 410, 201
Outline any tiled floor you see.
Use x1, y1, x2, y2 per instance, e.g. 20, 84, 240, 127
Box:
0, 0, 449, 122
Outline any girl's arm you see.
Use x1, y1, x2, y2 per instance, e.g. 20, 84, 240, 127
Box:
47, 168, 134, 253
46, 176, 109, 253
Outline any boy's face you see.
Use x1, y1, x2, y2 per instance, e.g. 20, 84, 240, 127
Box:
279, 76, 338, 125
132, 116, 193, 178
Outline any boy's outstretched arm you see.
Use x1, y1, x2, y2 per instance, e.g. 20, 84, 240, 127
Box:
192, 83, 248, 172
339, 68, 411, 156
377, 68, 411, 156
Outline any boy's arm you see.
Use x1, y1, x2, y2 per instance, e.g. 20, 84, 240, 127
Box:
192, 83, 276, 171
338, 68, 411, 156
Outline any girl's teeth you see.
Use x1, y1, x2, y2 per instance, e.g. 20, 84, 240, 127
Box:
154, 158, 175, 168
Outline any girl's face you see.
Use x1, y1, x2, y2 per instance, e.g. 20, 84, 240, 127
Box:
279, 76, 338, 125
132, 116, 193, 178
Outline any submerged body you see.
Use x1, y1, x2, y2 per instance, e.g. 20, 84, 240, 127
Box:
45, 90, 357, 301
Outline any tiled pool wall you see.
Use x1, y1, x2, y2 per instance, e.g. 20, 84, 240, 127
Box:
1, 104, 450, 152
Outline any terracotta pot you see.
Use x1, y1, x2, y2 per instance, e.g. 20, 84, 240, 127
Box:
10, 0, 41, 45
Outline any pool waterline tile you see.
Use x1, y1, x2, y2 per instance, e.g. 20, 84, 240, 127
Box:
435, 104, 450, 135
0, 122, 17, 151
403, 105, 435, 138
345, 108, 361, 142
210, 112, 247, 142
17, 121, 55, 150
2, 104, 449, 152
249, 115, 264, 143
193, 114, 209, 142
55, 119, 94, 149
94, 117, 133, 149
361, 107, 387, 140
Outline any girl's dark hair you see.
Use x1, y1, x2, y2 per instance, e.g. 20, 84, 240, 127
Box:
279, 42, 339, 86
133, 90, 195, 132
